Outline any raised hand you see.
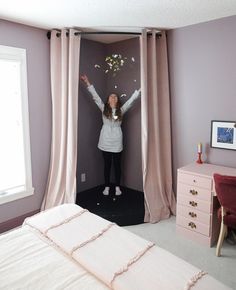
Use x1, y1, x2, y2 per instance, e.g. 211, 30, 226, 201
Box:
80, 74, 90, 86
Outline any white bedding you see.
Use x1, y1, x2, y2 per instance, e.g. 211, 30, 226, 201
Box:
0, 204, 231, 290
0, 227, 109, 290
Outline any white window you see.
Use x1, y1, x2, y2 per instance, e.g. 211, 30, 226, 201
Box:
0, 45, 34, 205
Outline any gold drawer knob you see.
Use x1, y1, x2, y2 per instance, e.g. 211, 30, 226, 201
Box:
189, 189, 198, 195
188, 222, 196, 229
189, 212, 197, 218
189, 201, 198, 207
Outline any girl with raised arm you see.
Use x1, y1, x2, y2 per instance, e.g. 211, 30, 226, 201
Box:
81, 75, 141, 196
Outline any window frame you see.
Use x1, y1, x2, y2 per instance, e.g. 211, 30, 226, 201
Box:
0, 45, 34, 205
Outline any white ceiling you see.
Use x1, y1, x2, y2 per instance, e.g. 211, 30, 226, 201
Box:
0, 0, 236, 43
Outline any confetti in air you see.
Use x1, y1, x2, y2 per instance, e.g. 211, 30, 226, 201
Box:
114, 85, 118, 89
120, 94, 127, 98
94, 54, 136, 76
134, 79, 137, 82
103, 54, 134, 76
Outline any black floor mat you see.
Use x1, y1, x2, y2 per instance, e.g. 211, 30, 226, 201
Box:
76, 185, 144, 226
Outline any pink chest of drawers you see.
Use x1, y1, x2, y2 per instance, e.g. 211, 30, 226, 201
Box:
176, 163, 236, 247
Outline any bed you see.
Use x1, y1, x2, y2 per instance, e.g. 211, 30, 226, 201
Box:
0, 204, 231, 290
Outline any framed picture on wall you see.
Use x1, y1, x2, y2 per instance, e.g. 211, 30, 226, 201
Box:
210, 120, 236, 150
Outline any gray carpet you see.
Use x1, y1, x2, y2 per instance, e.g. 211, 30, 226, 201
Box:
124, 216, 236, 289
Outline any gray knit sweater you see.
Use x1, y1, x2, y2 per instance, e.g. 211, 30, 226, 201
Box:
87, 85, 141, 153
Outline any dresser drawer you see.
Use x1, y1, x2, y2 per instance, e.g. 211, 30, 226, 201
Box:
177, 183, 212, 202
177, 194, 212, 213
176, 215, 210, 236
176, 225, 212, 246
178, 172, 212, 190
177, 204, 211, 225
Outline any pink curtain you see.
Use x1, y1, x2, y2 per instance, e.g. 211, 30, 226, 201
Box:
41, 29, 81, 210
140, 29, 176, 223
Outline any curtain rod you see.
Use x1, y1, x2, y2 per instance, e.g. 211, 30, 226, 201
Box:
46, 31, 162, 39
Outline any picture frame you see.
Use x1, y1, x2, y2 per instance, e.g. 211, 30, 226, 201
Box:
210, 120, 236, 151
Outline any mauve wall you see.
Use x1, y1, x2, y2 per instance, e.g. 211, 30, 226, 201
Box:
168, 15, 236, 190
77, 37, 142, 192
0, 20, 51, 223
77, 39, 106, 192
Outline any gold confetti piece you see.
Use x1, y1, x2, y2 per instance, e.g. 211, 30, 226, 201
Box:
94, 64, 101, 69
105, 70, 109, 73
131, 57, 135, 62
120, 94, 127, 98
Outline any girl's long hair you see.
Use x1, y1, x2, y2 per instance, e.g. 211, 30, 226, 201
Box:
103, 93, 122, 121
